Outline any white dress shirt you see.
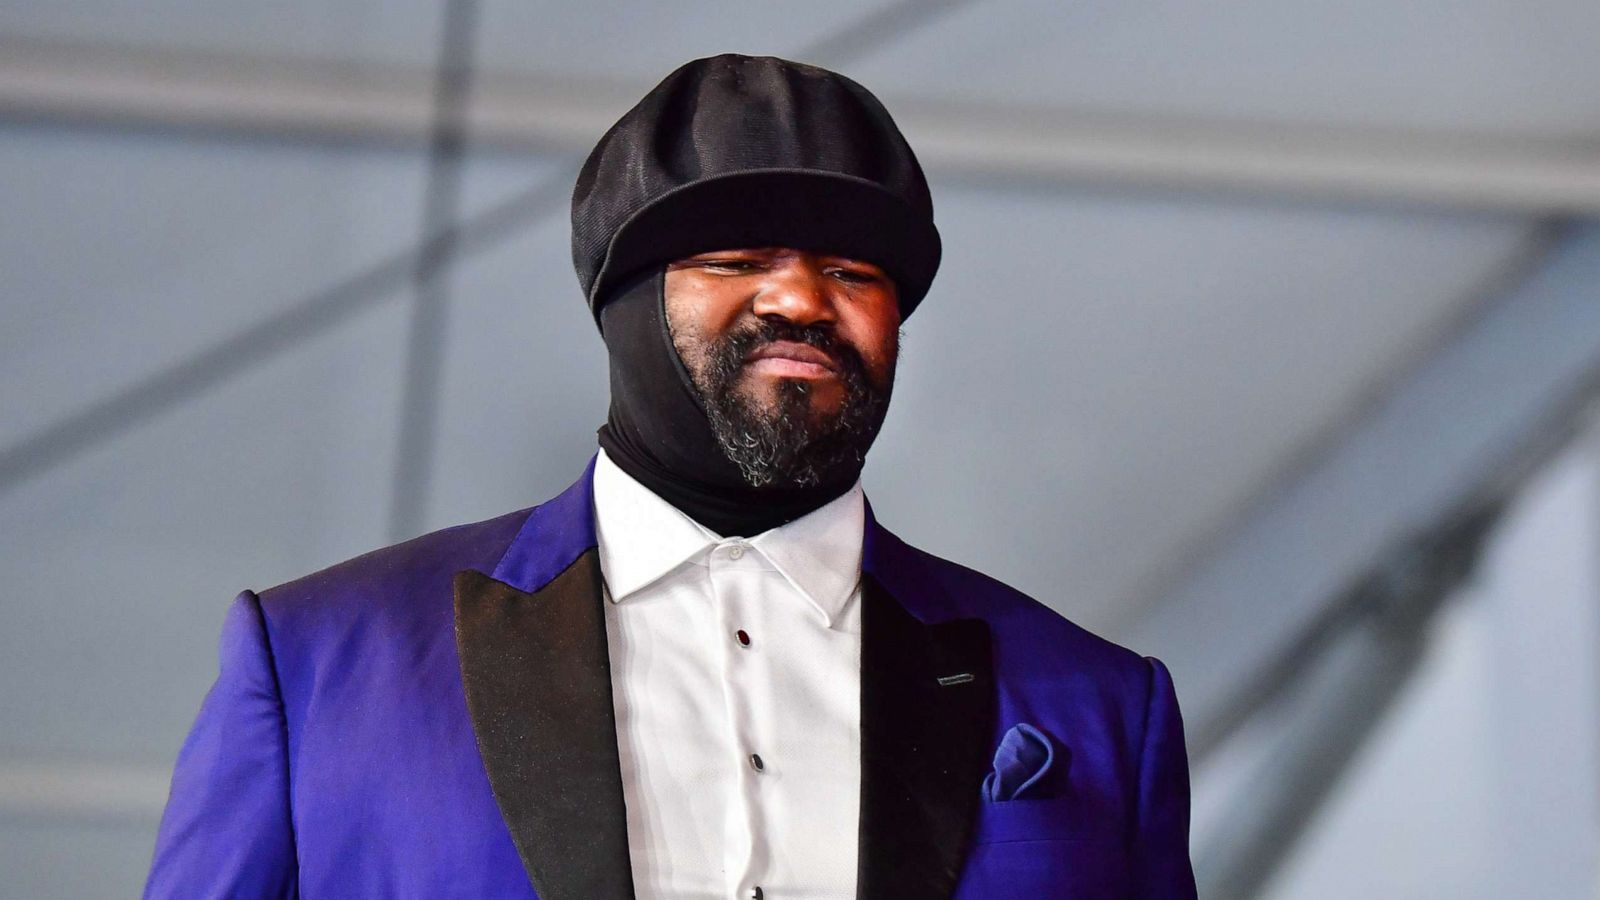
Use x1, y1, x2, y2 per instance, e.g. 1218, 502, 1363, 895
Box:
592, 448, 863, 900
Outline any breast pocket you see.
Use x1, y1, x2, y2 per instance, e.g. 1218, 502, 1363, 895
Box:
974, 794, 1121, 844
956, 797, 1130, 900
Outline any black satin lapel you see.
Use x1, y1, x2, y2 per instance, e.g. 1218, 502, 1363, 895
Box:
857, 574, 995, 900
454, 551, 635, 900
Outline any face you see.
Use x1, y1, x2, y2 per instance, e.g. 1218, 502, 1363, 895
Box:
664, 246, 901, 488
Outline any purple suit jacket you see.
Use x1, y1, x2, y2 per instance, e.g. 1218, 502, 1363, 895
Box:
145, 456, 1197, 899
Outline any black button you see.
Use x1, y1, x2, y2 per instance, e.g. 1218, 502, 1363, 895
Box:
750, 888, 764, 900
749, 753, 765, 772
736, 629, 751, 647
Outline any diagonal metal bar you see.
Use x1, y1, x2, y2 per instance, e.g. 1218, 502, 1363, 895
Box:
0, 170, 575, 497
0, 0, 991, 499
1117, 219, 1600, 893
1195, 503, 1503, 899
1122, 221, 1582, 734
1186, 496, 1518, 766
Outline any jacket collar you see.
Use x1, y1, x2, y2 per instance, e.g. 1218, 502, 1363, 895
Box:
488, 453, 600, 595
489, 452, 948, 624
458, 454, 993, 900
592, 447, 865, 627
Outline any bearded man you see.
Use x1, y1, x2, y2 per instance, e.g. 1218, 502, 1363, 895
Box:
145, 54, 1198, 900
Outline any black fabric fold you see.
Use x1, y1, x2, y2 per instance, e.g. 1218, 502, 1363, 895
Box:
857, 573, 996, 899
453, 558, 635, 900
595, 267, 856, 538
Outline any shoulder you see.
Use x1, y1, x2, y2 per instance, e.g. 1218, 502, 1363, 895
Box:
252, 504, 533, 627
882, 527, 1157, 689
207, 507, 541, 764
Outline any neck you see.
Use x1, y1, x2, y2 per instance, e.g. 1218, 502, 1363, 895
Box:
595, 422, 853, 538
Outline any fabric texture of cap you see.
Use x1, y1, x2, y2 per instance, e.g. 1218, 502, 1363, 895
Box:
571, 53, 941, 328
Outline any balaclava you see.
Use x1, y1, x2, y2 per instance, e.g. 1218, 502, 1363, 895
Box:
571, 54, 940, 536
595, 267, 869, 537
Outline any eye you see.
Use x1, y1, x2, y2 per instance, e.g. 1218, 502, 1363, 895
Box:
827, 266, 882, 284
700, 259, 759, 273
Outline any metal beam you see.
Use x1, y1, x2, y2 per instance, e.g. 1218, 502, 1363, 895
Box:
1123, 220, 1600, 752
0, 4, 992, 836
1192, 503, 1503, 898
1124, 221, 1600, 896
387, 0, 481, 543
0, 171, 575, 496
4, 38, 1600, 214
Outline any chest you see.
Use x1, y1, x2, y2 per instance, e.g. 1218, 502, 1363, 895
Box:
602, 562, 864, 898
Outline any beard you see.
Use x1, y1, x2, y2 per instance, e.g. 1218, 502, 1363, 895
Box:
677, 318, 895, 490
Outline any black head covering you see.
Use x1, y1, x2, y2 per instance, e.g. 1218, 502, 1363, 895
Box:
572, 53, 941, 327
576, 54, 937, 536
595, 267, 869, 537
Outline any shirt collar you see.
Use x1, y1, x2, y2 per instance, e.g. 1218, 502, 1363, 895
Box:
592, 447, 864, 627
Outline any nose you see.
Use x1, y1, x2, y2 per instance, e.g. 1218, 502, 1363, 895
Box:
750, 255, 837, 327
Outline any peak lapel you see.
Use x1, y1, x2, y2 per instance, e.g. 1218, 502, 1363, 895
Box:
857, 572, 996, 900
455, 550, 635, 900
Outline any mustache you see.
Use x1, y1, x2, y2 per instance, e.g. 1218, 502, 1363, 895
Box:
714, 319, 869, 382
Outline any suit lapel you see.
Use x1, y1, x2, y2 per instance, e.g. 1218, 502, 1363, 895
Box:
455, 554, 633, 900
454, 461, 994, 900
856, 566, 996, 900
455, 456, 634, 900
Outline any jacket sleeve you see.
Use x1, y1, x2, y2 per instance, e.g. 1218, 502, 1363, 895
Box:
144, 591, 299, 899
1131, 655, 1199, 899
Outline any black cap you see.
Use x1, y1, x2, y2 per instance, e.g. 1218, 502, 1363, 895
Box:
571, 53, 941, 328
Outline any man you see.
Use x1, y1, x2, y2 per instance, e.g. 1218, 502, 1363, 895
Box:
145, 54, 1197, 899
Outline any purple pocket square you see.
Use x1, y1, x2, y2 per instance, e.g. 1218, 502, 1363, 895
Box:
982, 723, 1063, 801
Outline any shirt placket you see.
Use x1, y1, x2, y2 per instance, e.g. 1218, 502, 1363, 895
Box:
709, 538, 773, 900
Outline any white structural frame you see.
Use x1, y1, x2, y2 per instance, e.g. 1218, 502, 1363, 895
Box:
4, 38, 1600, 215
5, 34, 1600, 898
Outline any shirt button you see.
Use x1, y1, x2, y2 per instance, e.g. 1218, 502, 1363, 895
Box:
727, 542, 745, 559
735, 629, 751, 648
749, 753, 765, 772
750, 888, 764, 900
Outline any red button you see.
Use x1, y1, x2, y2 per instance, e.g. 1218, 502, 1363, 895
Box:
735, 629, 751, 647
